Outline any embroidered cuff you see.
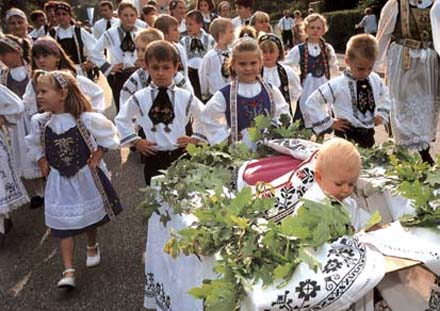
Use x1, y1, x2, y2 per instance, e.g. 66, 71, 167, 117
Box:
100, 62, 112, 76
312, 116, 333, 135
192, 132, 208, 143
120, 133, 140, 146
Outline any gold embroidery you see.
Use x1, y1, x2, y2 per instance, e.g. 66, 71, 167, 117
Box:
53, 137, 75, 165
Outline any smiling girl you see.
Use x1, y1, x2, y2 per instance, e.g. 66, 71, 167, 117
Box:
201, 38, 290, 147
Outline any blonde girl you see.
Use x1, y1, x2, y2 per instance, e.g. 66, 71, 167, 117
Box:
284, 13, 338, 123
201, 38, 290, 146
250, 11, 272, 36
259, 34, 302, 115
26, 70, 122, 289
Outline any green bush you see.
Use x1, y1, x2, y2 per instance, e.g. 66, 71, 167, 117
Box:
323, 9, 365, 53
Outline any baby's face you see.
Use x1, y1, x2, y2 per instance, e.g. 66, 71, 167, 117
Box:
316, 166, 359, 201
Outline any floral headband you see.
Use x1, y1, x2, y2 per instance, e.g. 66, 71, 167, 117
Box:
0, 37, 23, 54
52, 72, 68, 89
258, 34, 284, 58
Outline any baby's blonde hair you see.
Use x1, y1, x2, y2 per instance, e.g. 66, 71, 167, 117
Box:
315, 138, 361, 175
346, 33, 378, 61
303, 13, 328, 34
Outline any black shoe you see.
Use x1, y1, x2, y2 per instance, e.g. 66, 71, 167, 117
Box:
30, 196, 44, 209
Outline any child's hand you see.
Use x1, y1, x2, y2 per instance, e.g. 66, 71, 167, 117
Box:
111, 63, 124, 74
176, 136, 200, 147
134, 139, 158, 156
374, 116, 384, 126
87, 149, 105, 169
0, 116, 6, 127
332, 118, 351, 132
38, 157, 50, 177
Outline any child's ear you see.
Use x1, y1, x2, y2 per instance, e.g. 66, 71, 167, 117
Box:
344, 55, 350, 67
60, 89, 68, 100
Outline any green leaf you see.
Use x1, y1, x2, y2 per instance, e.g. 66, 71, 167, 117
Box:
362, 211, 382, 231
273, 262, 295, 280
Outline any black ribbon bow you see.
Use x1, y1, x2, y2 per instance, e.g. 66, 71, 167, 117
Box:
221, 51, 230, 79
106, 20, 112, 30
190, 38, 204, 52
148, 87, 175, 133
120, 31, 135, 53
356, 79, 375, 114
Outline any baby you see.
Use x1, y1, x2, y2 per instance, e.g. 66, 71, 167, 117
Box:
303, 138, 371, 231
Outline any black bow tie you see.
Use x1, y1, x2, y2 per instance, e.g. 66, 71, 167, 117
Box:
148, 87, 175, 132
120, 31, 135, 53
190, 38, 204, 52
221, 51, 230, 79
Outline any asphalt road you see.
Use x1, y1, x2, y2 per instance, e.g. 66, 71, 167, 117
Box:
1, 76, 148, 311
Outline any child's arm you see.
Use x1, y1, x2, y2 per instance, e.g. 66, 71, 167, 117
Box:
115, 94, 144, 147
77, 76, 107, 114
199, 91, 229, 145
198, 54, 211, 101
431, 2, 440, 56
178, 95, 209, 147
282, 45, 300, 70
26, 114, 48, 175
286, 66, 303, 108
271, 85, 292, 122
373, 75, 391, 126
301, 82, 342, 134
326, 44, 339, 78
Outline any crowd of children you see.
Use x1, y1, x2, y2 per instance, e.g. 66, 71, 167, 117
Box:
1, 1, 439, 307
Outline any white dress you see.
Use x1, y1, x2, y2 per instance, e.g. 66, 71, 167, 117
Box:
283, 42, 339, 110
376, 0, 440, 150
26, 112, 119, 230
0, 84, 29, 217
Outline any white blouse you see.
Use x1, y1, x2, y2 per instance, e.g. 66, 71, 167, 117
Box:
201, 81, 291, 145
198, 48, 231, 100
262, 64, 302, 113
0, 84, 24, 120
301, 72, 391, 134
115, 83, 207, 151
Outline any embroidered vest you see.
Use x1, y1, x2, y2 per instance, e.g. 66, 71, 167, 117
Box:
220, 84, 272, 133
298, 41, 330, 82
51, 26, 85, 65
393, 0, 433, 42
184, 34, 210, 60
45, 125, 90, 177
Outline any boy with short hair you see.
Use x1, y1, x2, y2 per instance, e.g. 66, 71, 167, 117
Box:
198, 17, 234, 102
301, 34, 391, 149
180, 10, 215, 100
303, 138, 371, 231
115, 40, 207, 185
232, 0, 254, 29
154, 14, 193, 92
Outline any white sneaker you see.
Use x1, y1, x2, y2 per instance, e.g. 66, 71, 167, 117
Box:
57, 269, 75, 289
86, 243, 101, 268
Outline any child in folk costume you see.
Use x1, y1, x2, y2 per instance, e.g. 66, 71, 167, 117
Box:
196, 0, 218, 33
200, 38, 290, 146
250, 11, 272, 37
154, 14, 193, 94
91, 2, 142, 112
218, 1, 232, 18
169, 0, 188, 35
302, 34, 390, 149
180, 10, 215, 100
120, 28, 165, 108
199, 18, 234, 102
284, 14, 338, 122
49, 2, 98, 78
25, 37, 108, 114
258, 34, 302, 117
0, 84, 29, 239
0, 35, 46, 209
115, 41, 207, 185
303, 138, 371, 232
5, 8, 31, 41
376, 0, 439, 165
26, 70, 122, 289
231, 0, 254, 30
